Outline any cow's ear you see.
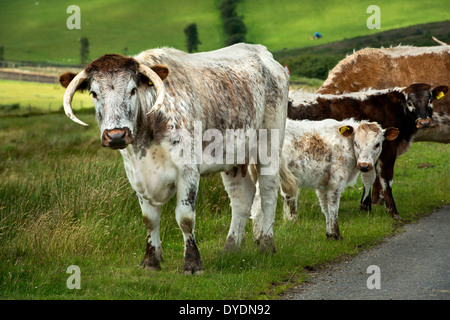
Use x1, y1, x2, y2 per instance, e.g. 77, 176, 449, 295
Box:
384, 127, 400, 141
338, 125, 354, 137
432, 85, 448, 100
59, 72, 77, 88
59, 72, 89, 91
387, 91, 403, 103
141, 65, 169, 87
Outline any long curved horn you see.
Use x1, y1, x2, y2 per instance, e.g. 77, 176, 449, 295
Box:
63, 70, 89, 126
138, 64, 166, 114
432, 36, 448, 46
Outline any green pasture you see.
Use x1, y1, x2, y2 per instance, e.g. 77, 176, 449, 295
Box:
0, 80, 93, 115
240, 0, 450, 50
0, 109, 448, 299
0, 0, 448, 63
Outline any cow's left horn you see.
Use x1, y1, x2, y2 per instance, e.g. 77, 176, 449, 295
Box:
138, 64, 166, 114
63, 69, 89, 126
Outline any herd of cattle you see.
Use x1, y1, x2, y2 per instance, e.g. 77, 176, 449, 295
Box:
59, 43, 449, 274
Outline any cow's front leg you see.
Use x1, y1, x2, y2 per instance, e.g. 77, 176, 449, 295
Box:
139, 196, 163, 270
377, 158, 401, 220
325, 189, 343, 240
176, 170, 203, 275
360, 169, 377, 211
221, 167, 256, 251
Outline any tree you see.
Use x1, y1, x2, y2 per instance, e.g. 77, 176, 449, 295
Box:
184, 23, 201, 53
80, 37, 89, 64
219, 0, 247, 46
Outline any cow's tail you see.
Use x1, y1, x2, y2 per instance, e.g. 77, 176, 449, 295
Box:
279, 156, 298, 198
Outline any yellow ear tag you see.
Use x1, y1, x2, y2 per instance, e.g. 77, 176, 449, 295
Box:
149, 80, 153, 86
339, 126, 349, 134
436, 91, 444, 100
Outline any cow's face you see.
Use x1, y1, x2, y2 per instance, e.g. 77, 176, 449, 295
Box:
59, 54, 169, 149
339, 123, 399, 172
389, 83, 448, 129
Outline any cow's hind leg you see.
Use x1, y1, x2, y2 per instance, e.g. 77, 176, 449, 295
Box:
221, 167, 256, 251
176, 171, 203, 275
139, 197, 163, 270
256, 171, 279, 253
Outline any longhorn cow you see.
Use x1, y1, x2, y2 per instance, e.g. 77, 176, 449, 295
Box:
59, 43, 290, 274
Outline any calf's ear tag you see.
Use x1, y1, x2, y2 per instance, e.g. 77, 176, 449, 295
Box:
339, 126, 350, 134
436, 91, 444, 100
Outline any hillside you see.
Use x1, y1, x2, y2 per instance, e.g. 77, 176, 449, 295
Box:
275, 20, 450, 80
0, 0, 448, 64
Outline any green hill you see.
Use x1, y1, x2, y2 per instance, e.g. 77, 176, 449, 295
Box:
0, 0, 448, 64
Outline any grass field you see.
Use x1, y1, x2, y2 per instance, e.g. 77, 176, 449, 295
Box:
0, 110, 448, 299
0, 80, 93, 114
0, 0, 448, 63
240, 0, 450, 50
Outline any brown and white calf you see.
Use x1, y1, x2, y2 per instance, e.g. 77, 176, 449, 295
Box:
251, 118, 399, 239
59, 43, 290, 274
288, 83, 448, 219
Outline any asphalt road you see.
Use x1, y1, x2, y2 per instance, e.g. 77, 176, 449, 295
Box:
282, 206, 450, 300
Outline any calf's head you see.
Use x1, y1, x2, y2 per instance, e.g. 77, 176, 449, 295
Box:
59, 54, 169, 149
388, 83, 448, 129
339, 122, 399, 172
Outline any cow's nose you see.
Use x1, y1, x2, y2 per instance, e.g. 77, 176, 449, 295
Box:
102, 128, 131, 149
357, 162, 373, 172
416, 118, 432, 128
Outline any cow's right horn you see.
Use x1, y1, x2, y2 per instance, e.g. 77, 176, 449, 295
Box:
138, 64, 166, 114
63, 70, 89, 126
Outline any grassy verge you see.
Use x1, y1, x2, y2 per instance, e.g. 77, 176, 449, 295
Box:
0, 112, 448, 299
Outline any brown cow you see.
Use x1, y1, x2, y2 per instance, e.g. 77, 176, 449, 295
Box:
317, 45, 450, 211
288, 83, 448, 219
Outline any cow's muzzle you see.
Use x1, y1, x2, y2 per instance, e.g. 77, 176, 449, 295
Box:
357, 162, 373, 172
102, 128, 133, 149
416, 118, 433, 129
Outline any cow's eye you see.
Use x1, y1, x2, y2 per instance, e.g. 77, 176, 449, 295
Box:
90, 91, 98, 99
130, 87, 137, 96
374, 143, 380, 149
354, 141, 359, 148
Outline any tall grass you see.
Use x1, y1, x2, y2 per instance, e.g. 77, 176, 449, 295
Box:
0, 112, 448, 299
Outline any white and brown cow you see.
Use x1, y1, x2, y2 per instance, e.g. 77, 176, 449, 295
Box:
317, 45, 450, 211
251, 118, 399, 239
59, 43, 290, 274
288, 84, 448, 219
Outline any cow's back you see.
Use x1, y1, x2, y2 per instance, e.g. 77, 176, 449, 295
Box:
318, 46, 450, 94
134, 44, 289, 132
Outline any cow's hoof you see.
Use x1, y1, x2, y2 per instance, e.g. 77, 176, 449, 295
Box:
184, 264, 204, 275
141, 258, 161, 271
258, 235, 276, 254
223, 235, 240, 252
360, 199, 372, 211
326, 233, 343, 241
